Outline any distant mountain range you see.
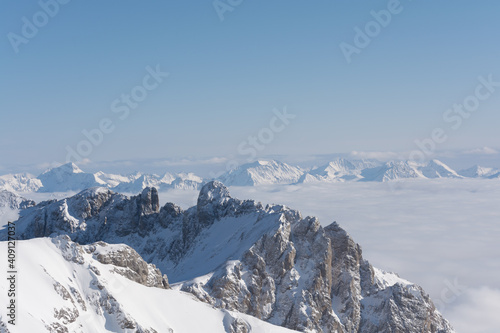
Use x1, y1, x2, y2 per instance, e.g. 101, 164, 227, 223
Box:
0, 159, 498, 194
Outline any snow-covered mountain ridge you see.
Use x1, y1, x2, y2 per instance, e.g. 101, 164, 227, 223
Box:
1, 181, 455, 332
0, 236, 296, 333
0, 190, 35, 211
1, 158, 498, 194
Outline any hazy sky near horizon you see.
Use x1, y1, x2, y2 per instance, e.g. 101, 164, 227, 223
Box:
1, 0, 500, 170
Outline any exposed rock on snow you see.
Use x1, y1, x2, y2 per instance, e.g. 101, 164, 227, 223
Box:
360, 160, 425, 182
0, 236, 292, 333
0, 173, 42, 192
0, 190, 35, 210
3, 181, 455, 332
297, 158, 380, 183
0, 159, 497, 195
107, 172, 204, 193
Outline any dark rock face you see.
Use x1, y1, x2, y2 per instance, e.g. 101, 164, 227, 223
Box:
0, 189, 35, 210
37, 235, 168, 332
2, 181, 455, 333
52, 235, 169, 289
139, 186, 160, 215
90, 242, 169, 289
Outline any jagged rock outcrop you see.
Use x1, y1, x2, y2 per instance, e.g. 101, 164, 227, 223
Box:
0, 236, 296, 333
0, 190, 35, 210
2, 182, 455, 333
0, 173, 43, 192
52, 235, 169, 289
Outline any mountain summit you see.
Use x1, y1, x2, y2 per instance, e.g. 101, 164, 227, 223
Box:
37, 162, 107, 192
3, 182, 455, 332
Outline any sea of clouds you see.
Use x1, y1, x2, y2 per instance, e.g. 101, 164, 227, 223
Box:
160, 178, 500, 332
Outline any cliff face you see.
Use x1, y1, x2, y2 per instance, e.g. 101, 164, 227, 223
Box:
4, 181, 455, 333
0, 236, 296, 333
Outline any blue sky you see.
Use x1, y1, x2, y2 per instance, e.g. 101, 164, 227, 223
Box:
1, 0, 499, 173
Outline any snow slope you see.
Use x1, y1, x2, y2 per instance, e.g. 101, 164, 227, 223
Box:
3, 182, 455, 332
297, 158, 379, 183
0, 190, 34, 229
458, 165, 499, 178
218, 160, 304, 186
111, 173, 164, 193
360, 160, 426, 182
37, 163, 107, 192
418, 160, 462, 179
0, 159, 497, 195
101, 172, 204, 193
0, 173, 42, 192
0, 236, 297, 333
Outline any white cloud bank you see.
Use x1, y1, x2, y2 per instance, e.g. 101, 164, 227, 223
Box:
226, 179, 500, 332
443, 287, 500, 333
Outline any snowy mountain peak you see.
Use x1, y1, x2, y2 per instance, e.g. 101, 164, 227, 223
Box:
76, 186, 114, 198
361, 160, 425, 182
459, 164, 496, 178
0, 190, 35, 210
218, 160, 303, 186
327, 158, 357, 170
43, 162, 83, 175
0, 173, 43, 192
297, 158, 384, 183
420, 159, 461, 179
0, 236, 295, 333
1, 158, 498, 194
197, 181, 231, 206
37, 163, 106, 192
3, 184, 455, 332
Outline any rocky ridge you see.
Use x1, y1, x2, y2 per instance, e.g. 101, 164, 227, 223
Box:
2, 181, 455, 332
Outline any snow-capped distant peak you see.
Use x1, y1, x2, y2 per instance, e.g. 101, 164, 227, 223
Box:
0, 190, 35, 210
360, 160, 426, 182
160, 172, 176, 184
37, 163, 107, 192
0, 173, 43, 192
41, 162, 83, 175
459, 165, 497, 178
418, 159, 461, 179
218, 160, 304, 186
